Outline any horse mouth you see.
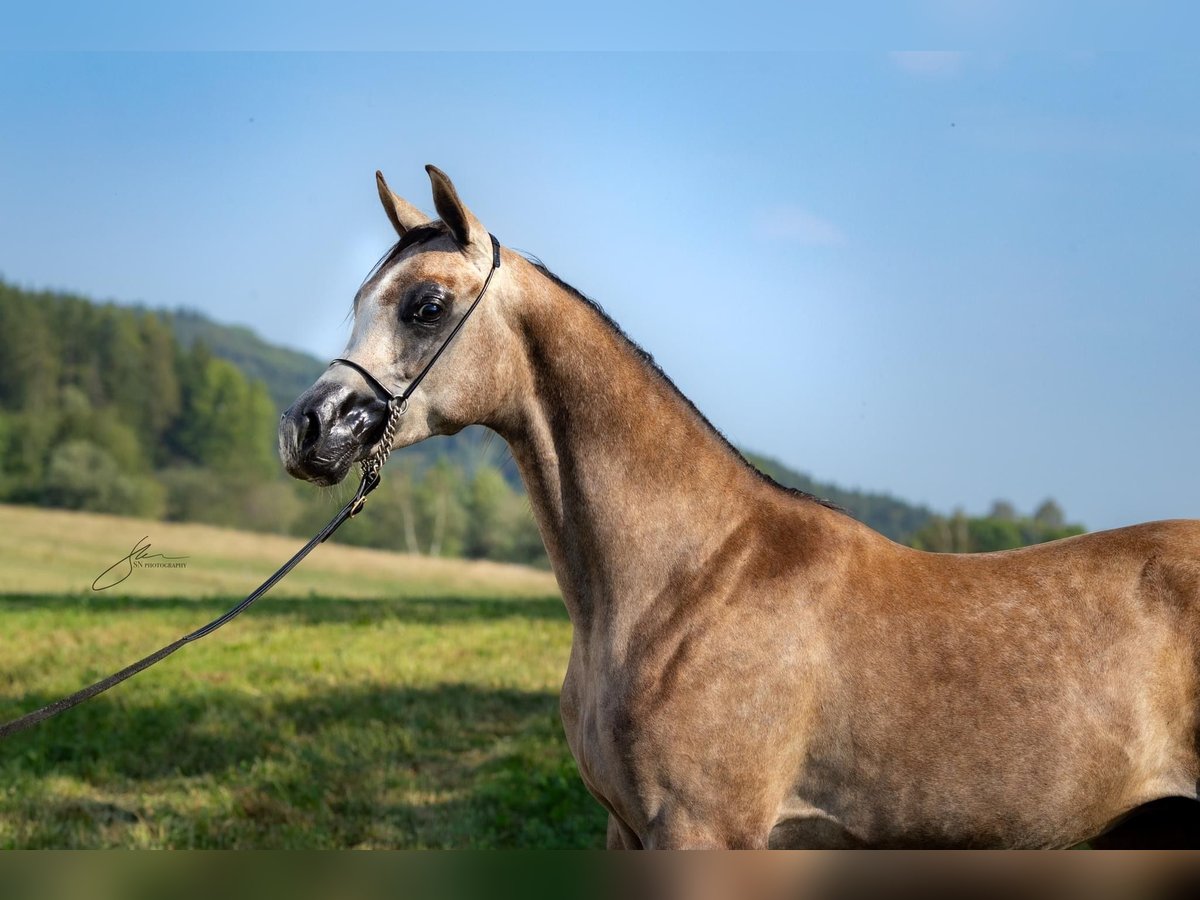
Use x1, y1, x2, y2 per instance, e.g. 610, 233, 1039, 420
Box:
304, 444, 359, 486
280, 431, 360, 487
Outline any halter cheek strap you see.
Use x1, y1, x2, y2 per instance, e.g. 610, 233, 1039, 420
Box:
324, 232, 501, 513
331, 233, 502, 406
328, 232, 501, 513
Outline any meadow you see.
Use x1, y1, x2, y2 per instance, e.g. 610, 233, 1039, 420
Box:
0, 504, 605, 848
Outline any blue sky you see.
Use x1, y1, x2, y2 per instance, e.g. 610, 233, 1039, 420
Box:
1, 46, 1198, 530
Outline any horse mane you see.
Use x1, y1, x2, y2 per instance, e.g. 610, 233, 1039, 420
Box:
365, 220, 839, 512
523, 255, 841, 513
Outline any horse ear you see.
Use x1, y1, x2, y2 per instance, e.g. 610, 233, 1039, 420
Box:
376, 170, 429, 236
426, 164, 483, 248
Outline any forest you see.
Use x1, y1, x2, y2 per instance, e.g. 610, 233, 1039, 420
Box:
0, 280, 1084, 562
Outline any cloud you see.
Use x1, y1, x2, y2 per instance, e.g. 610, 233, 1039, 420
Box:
756, 206, 846, 247
889, 51, 966, 77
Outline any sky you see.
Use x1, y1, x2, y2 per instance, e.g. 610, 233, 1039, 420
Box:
1, 24, 1198, 531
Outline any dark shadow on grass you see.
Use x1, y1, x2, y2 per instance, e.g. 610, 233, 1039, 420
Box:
2, 681, 606, 848
0, 592, 566, 626
368, 747, 608, 849
1, 682, 559, 778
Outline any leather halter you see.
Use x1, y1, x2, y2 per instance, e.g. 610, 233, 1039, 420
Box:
329, 232, 502, 514
0, 233, 502, 740
332, 233, 502, 409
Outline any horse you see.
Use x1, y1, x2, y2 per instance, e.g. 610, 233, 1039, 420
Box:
279, 165, 1200, 848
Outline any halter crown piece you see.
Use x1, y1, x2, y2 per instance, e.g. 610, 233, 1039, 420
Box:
0, 233, 502, 739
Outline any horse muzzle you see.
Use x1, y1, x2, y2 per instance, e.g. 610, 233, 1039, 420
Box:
278, 382, 389, 486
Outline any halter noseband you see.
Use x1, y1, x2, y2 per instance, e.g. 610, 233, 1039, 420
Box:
328, 232, 502, 514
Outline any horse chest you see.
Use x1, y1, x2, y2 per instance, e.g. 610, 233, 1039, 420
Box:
559, 655, 636, 808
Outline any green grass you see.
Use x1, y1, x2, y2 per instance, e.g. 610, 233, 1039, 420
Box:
0, 506, 605, 848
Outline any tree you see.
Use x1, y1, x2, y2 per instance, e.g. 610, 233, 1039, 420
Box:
1033, 499, 1065, 529
967, 517, 1024, 552
0, 286, 59, 409
506, 499, 549, 567
42, 440, 164, 517
387, 461, 422, 555
136, 313, 183, 450
989, 500, 1017, 521
909, 502, 1085, 554
54, 385, 147, 473
0, 407, 57, 500
464, 465, 515, 559
911, 510, 972, 553
329, 459, 423, 554
97, 307, 150, 429
170, 351, 275, 475
416, 459, 466, 557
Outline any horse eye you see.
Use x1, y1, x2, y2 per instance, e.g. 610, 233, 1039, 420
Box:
415, 300, 444, 323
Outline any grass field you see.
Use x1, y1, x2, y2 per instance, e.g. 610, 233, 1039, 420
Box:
0, 504, 605, 848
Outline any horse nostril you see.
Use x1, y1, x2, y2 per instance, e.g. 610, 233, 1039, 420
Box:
346, 398, 388, 444
300, 408, 321, 455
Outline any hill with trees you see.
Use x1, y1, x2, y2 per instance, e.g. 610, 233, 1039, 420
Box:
153, 298, 947, 542
0, 280, 546, 566
0, 279, 1085, 562
162, 308, 329, 414
744, 451, 936, 542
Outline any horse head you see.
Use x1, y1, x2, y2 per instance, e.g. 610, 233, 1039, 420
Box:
279, 166, 515, 486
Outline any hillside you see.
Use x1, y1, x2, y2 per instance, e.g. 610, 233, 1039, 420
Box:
162, 309, 327, 414
0, 280, 1082, 549
744, 451, 935, 540
0, 503, 556, 599
156, 305, 938, 540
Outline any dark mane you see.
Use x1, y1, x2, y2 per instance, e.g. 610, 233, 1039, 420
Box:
361, 222, 838, 513
526, 257, 841, 513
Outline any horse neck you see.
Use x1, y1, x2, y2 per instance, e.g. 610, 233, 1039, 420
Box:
494, 262, 765, 637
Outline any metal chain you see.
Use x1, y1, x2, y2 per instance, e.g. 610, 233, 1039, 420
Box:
336, 232, 500, 519
350, 396, 407, 516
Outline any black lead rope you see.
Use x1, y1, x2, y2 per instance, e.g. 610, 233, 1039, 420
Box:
0, 485, 368, 741
0, 234, 501, 741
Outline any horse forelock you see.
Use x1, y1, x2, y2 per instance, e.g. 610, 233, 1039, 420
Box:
352, 222, 454, 315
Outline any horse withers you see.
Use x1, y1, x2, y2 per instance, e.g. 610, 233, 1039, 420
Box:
279, 165, 1200, 848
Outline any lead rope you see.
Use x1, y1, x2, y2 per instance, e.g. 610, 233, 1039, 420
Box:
0, 233, 500, 741
0, 461, 386, 739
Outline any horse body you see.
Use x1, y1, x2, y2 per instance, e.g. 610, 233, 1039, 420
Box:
280, 166, 1200, 848
565, 514, 1200, 849
498, 265, 1200, 848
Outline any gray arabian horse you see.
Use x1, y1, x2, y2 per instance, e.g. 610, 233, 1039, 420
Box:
280, 166, 1200, 848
